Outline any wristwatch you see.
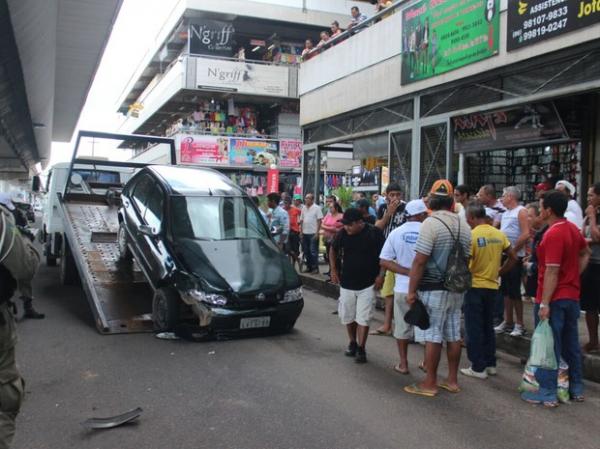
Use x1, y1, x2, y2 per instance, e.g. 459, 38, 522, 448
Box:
539, 303, 548, 309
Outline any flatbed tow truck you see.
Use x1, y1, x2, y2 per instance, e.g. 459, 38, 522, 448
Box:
55, 130, 176, 334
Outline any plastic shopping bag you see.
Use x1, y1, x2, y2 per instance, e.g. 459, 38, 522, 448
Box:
519, 358, 570, 403
528, 320, 557, 370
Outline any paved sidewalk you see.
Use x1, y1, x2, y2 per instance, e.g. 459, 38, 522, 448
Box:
299, 270, 600, 383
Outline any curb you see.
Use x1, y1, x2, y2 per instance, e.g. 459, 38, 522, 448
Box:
299, 273, 600, 384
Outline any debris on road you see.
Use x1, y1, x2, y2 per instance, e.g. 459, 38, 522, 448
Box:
82, 407, 143, 430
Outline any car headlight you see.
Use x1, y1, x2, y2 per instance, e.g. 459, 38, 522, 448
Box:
281, 287, 303, 303
187, 289, 228, 306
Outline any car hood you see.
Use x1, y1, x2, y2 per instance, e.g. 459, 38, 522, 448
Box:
173, 238, 300, 294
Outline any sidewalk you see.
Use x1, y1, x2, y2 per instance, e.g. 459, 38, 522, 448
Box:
299, 270, 600, 383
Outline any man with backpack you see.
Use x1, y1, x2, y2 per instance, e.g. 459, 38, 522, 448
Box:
404, 180, 471, 397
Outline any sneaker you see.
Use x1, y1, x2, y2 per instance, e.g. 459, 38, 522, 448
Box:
344, 341, 357, 357
486, 367, 497, 376
509, 325, 525, 337
460, 367, 488, 379
494, 321, 510, 334
355, 346, 367, 364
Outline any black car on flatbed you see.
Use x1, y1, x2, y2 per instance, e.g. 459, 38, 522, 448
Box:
117, 165, 303, 337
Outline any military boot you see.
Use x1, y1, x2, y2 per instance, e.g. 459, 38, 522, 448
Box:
21, 297, 45, 319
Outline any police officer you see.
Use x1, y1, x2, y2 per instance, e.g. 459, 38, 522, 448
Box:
0, 264, 24, 449
0, 194, 44, 319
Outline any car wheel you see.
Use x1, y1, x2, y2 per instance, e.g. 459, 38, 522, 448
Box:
117, 222, 133, 262
60, 238, 79, 285
152, 288, 180, 332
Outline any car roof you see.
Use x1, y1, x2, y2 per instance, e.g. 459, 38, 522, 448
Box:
149, 165, 245, 196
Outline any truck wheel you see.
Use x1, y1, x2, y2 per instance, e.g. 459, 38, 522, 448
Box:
117, 222, 133, 262
60, 238, 79, 285
152, 288, 180, 332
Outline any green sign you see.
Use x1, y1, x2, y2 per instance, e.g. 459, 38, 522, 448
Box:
401, 0, 500, 84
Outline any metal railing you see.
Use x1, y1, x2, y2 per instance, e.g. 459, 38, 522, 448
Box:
302, 0, 407, 61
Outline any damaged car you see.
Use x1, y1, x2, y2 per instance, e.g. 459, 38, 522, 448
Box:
117, 165, 303, 337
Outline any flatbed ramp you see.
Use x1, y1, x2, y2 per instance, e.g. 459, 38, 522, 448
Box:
62, 196, 154, 334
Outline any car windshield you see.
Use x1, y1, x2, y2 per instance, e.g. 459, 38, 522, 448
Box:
170, 195, 270, 241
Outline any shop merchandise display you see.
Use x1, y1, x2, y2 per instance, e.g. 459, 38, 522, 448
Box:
464, 143, 580, 203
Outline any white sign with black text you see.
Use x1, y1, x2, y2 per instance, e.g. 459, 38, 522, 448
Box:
195, 57, 290, 97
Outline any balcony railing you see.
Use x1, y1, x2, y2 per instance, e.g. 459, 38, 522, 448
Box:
302, 0, 407, 61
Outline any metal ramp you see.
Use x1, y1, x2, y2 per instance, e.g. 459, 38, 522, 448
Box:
62, 197, 154, 334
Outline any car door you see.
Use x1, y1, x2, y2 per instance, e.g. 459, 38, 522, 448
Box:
124, 173, 154, 274
138, 179, 169, 281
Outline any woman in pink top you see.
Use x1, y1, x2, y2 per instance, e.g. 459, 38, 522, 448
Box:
321, 196, 344, 278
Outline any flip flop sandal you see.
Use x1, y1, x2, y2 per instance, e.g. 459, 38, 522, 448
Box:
437, 382, 461, 393
404, 384, 437, 397
393, 364, 410, 375
369, 329, 392, 336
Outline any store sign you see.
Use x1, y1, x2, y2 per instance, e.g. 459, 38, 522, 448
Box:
279, 140, 302, 168
507, 0, 600, 51
195, 57, 289, 97
401, 0, 499, 84
178, 135, 229, 165
452, 102, 568, 153
229, 139, 279, 167
189, 21, 235, 56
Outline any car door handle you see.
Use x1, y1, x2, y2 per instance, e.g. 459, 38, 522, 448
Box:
123, 200, 129, 207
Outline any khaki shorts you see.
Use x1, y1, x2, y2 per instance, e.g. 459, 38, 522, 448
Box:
338, 286, 375, 327
380, 270, 395, 298
393, 292, 413, 340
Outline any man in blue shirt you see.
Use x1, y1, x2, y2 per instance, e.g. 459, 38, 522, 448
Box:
268, 193, 289, 250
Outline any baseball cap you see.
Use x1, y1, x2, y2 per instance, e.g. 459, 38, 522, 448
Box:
430, 179, 453, 197
555, 180, 576, 196
404, 299, 430, 330
339, 208, 363, 225
356, 198, 371, 209
535, 182, 550, 192
405, 199, 428, 217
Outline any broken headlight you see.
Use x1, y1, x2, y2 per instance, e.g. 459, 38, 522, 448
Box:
187, 289, 227, 306
281, 287, 303, 303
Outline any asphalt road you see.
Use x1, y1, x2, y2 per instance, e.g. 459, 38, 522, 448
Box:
11, 261, 600, 449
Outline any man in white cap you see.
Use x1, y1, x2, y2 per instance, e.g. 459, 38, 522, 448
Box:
380, 199, 429, 375
556, 180, 583, 230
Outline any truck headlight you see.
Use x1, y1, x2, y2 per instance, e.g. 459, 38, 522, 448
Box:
187, 289, 227, 306
281, 287, 303, 303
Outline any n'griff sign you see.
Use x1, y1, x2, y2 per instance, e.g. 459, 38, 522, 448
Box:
507, 0, 600, 51
189, 21, 235, 56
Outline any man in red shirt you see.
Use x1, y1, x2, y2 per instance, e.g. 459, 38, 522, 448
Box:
283, 197, 301, 267
521, 190, 590, 407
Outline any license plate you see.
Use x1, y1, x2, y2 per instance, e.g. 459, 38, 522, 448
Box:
240, 316, 271, 329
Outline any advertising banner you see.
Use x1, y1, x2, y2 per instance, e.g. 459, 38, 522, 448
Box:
195, 57, 290, 97
267, 169, 280, 194
279, 140, 302, 168
507, 0, 600, 51
452, 102, 568, 153
401, 0, 499, 84
189, 21, 235, 56
179, 135, 229, 165
229, 139, 279, 167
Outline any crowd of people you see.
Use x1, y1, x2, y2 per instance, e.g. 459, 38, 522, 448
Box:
301, 2, 397, 62
279, 176, 599, 407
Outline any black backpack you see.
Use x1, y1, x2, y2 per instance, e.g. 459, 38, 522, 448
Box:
432, 217, 471, 293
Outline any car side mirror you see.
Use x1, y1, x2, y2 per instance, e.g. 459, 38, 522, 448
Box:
139, 224, 159, 238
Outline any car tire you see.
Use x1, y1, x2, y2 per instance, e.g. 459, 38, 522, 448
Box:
152, 288, 180, 332
60, 238, 79, 286
117, 222, 133, 262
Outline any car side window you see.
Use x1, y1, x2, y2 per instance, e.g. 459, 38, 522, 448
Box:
144, 182, 164, 231
131, 175, 153, 217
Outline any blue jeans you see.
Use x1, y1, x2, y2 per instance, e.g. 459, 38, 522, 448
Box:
494, 290, 504, 322
529, 300, 584, 401
464, 288, 497, 372
301, 233, 318, 271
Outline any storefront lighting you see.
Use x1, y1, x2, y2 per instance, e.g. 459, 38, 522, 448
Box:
251, 46, 261, 52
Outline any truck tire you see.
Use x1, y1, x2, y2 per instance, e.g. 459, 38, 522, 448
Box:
117, 222, 133, 262
152, 288, 181, 332
60, 238, 79, 285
